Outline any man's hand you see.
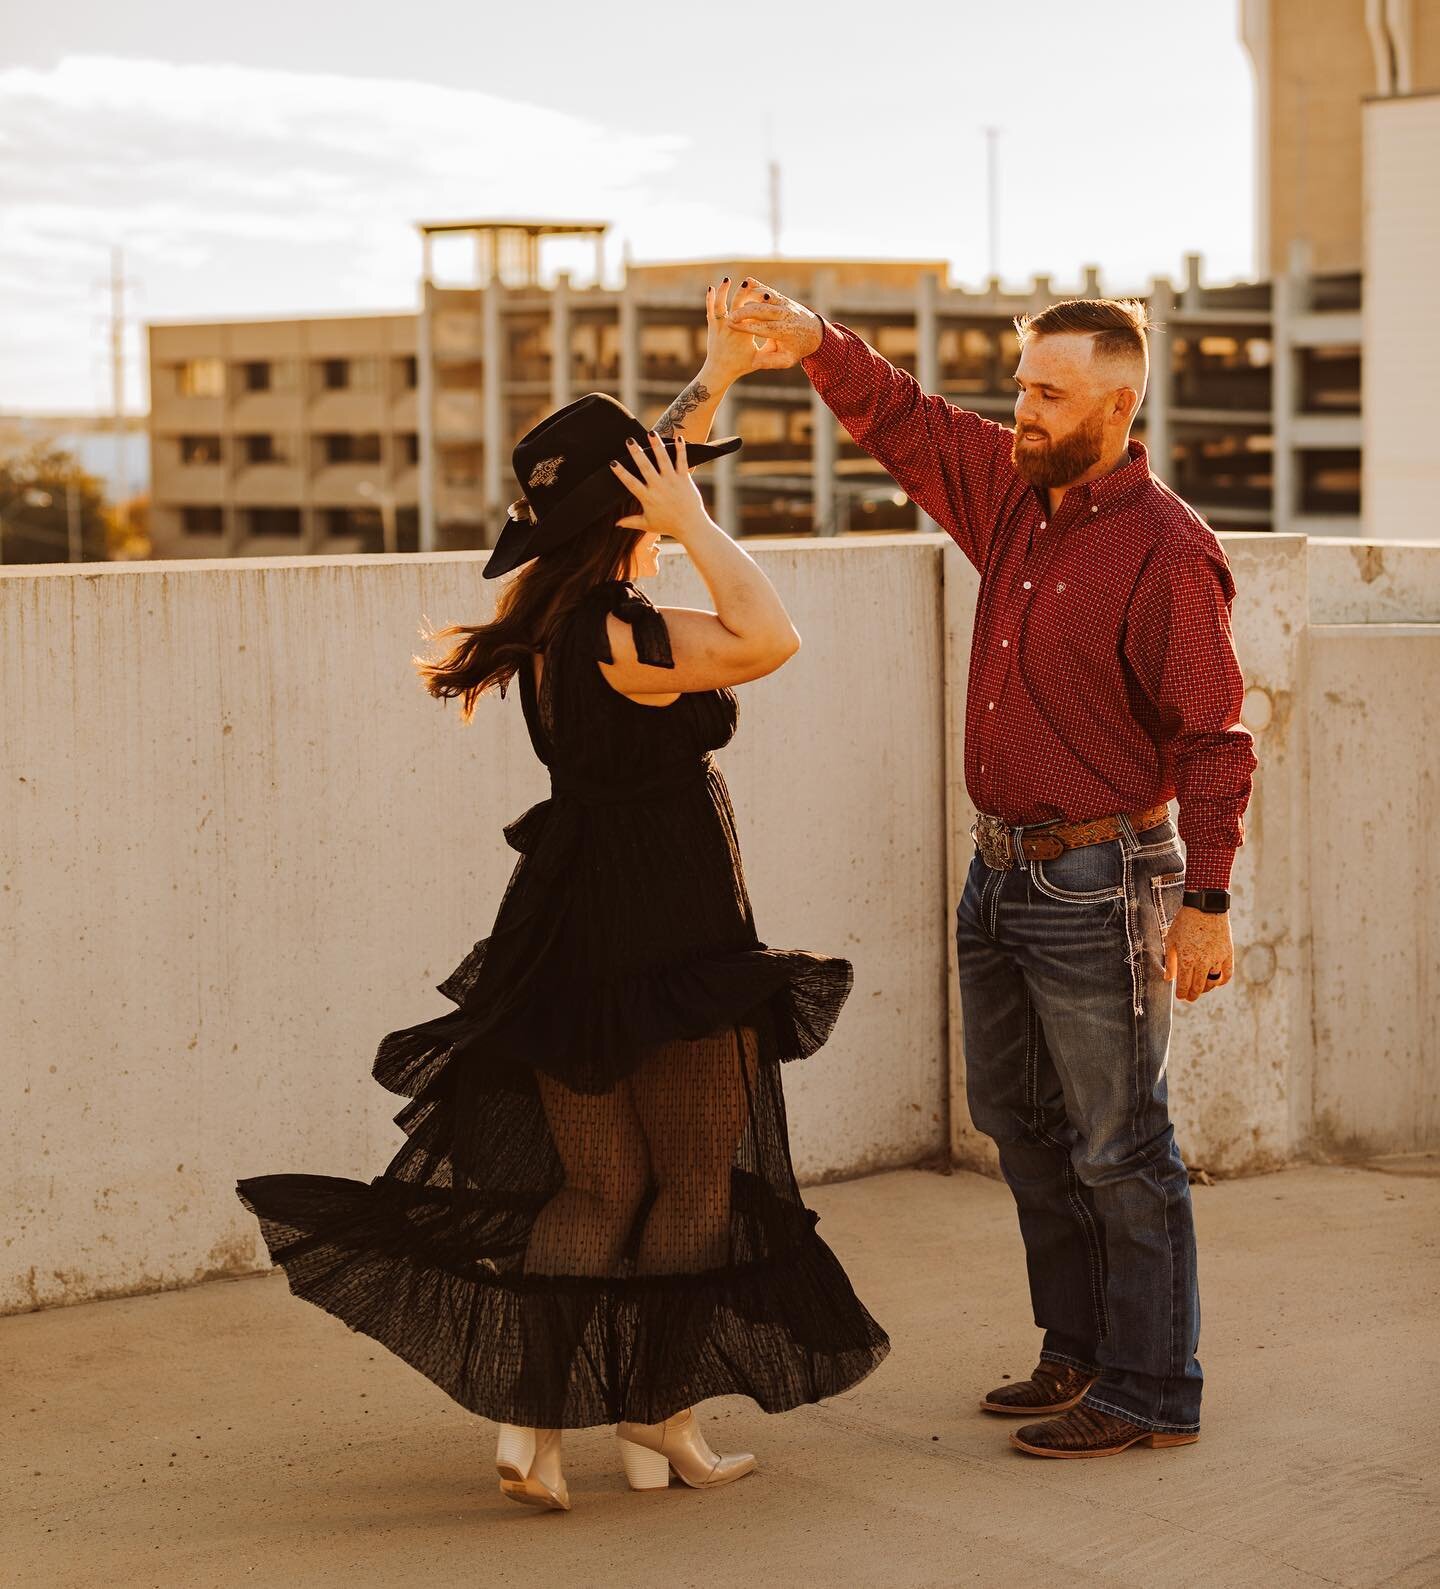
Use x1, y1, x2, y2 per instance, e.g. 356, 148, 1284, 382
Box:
726, 277, 825, 367
1164, 907, 1234, 1003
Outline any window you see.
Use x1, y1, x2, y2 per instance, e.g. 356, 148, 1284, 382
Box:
176, 359, 225, 397
1300, 346, 1362, 415
399, 432, 420, 466
239, 434, 292, 465
241, 507, 303, 536
507, 319, 551, 380
396, 355, 418, 390
318, 433, 382, 465
940, 327, 1000, 394
240, 361, 272, 392
318, 356, 383, 392
181, 506, 223, 535
180, 435, 222, 464
1300, 450, 1361, 517
321, 508, 369, 536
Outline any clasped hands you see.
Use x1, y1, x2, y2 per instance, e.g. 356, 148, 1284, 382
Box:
699, 276, 824, 386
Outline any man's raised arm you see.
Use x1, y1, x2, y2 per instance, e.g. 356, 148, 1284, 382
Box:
728, 280, 1018, 570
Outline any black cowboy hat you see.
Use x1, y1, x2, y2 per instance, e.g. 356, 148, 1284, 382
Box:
483, 392, 742, 579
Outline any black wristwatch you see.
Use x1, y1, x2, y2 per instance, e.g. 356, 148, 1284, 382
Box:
1182, 889, 1231, 914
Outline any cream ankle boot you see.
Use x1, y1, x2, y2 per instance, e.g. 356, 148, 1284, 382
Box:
495, 1423, 570, 1511
615, 1408, 756, 1491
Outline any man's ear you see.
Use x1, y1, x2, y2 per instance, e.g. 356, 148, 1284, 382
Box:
1112, 386, 1140, 425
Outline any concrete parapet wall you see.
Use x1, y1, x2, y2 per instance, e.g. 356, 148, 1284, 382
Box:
0, 542, 947, 1314
2, 533, 1436, 1314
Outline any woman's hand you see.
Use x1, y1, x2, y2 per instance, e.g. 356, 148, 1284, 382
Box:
610, 431, 713, 543
701, 278, 779, 386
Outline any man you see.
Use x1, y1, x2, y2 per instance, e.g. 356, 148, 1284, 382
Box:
715, 280, 1256, 1459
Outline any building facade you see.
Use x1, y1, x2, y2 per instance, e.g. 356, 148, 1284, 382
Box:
147, 227, 1364, 561
146, 313, 420, 560
1241, 0, 1440, 277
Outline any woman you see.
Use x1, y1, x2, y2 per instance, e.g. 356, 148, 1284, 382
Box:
236, 282, 889, 1512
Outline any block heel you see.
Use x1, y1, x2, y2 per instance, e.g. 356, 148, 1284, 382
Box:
618, 1437, 673, 1490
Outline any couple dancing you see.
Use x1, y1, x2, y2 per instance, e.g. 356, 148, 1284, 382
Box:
237, 276, 1256, 1506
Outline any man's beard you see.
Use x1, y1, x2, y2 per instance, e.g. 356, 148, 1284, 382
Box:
1011, 405, 1105, 488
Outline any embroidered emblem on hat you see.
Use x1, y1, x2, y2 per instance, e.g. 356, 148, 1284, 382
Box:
528, 455, 564, 489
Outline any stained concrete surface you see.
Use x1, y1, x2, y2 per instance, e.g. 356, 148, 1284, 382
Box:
6, 1163, 1439, 1589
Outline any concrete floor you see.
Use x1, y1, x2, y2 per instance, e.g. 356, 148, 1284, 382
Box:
6, 1162, 1439, 1589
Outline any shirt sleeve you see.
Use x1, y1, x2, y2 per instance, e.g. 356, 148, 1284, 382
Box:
1122, 536, 1258, 891
801, 319, 1017, 570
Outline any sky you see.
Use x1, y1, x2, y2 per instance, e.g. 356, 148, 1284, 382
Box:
0, 0, 1257, 413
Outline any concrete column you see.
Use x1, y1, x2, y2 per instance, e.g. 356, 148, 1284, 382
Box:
1271, 248, 1305, 536
915, 272, 942, 534
221, 341, 240, 556
619, 278, 640, 416
713, 387, 738, 534
1182, 251, 1203, 311
810, 272, 836, 536
1145, 276, 1175, 487
550, 272, 571, 413
1196, 533, 1312, 1170
481, 282, 504, 543
416, 239, 437, 552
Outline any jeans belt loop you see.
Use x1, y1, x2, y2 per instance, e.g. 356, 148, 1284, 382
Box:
1011, 823, 1029, 871
1116, 811, 1140, 853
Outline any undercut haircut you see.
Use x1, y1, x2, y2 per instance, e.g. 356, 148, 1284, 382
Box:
1014, 298, 1152, 372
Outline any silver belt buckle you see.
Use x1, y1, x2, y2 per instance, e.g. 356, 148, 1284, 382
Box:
971, 812, 1015, 871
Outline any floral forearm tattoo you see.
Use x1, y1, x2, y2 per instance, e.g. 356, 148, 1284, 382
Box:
655, 380, 710, 437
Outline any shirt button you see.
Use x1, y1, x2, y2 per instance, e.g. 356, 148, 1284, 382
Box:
987, 701, 995, 710
1023, 580, 1032, 590
1039, 520, 1047, 530
1001, 639, 1009, 648
1090, 505, 1098, 514
980, 762, 985, 773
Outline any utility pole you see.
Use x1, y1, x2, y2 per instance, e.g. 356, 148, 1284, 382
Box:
769, 159, 782, 256
110, 246, 130, 539
984, 127, 1000, 280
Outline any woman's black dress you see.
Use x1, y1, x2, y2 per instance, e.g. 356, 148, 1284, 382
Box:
236, 579, 889, 1428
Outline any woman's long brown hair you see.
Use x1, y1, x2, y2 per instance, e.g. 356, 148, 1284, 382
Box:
416, 505, 643, 721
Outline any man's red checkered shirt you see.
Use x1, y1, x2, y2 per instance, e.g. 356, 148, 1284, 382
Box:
803, 321, 1256, 890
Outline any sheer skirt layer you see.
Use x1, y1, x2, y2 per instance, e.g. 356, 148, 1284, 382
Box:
237, 1014, 889, 1427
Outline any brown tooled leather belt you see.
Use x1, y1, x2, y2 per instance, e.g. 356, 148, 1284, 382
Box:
971, 802, 1171, 871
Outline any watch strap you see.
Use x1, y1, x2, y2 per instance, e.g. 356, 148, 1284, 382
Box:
1182, 888, 1231, 914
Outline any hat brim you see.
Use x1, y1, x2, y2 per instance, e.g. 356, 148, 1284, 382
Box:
483, 434, 742, 579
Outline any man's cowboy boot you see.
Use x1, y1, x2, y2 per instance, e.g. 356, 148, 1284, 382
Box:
980, 1360, 1096, 1417
1010, 1403, 1200, 1459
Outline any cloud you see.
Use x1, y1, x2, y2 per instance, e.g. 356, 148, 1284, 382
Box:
0, 54, 691, 408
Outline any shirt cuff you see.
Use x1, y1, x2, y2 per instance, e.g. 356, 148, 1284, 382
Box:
800, 315, 844, 384
1183, 843, 1237, 892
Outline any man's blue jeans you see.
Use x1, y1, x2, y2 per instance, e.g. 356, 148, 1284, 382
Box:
956, 815, 1202, 1433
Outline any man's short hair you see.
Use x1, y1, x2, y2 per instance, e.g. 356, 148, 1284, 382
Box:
1014, 298, 1152, 371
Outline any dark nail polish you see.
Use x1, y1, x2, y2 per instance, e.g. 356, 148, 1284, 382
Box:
763, 293, 771, 300
740, 279, 750, 287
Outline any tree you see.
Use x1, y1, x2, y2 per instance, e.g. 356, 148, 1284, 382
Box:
0, 445, 111, 565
